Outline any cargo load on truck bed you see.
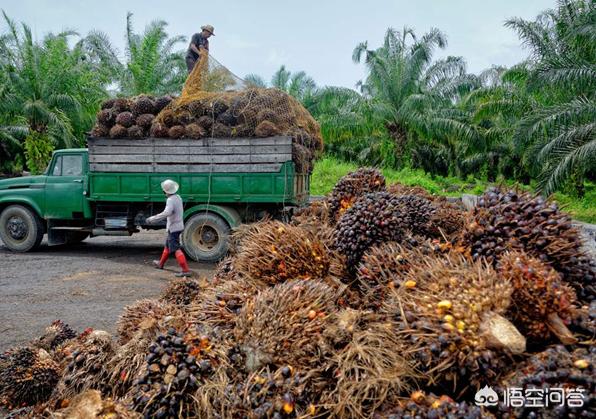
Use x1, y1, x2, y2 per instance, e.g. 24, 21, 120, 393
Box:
91, 54, 322, 173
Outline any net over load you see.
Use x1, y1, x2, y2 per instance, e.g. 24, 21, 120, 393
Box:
91, 54, 323, 173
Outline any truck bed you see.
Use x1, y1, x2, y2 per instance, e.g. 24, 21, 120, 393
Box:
86, 136, 309, 206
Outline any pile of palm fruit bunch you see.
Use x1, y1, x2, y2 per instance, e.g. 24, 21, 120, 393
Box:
1, 169, 595, 418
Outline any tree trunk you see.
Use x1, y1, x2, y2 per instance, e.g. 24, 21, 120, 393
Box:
385, 122, 408, 167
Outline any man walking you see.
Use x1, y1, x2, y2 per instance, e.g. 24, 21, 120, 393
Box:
186, 24, 215, 73
147, 179, 191, 277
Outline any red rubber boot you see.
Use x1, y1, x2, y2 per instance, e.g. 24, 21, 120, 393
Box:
174, 250, 191, 277
153, 247, 169, 269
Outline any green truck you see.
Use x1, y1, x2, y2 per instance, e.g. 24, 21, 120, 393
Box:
0, 136, 309, 262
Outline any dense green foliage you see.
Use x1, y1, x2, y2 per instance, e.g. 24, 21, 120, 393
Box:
0, 1, 593, 204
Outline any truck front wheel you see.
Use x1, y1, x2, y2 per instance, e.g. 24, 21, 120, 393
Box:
182, 212, 230, 262
0, 205, 45, 252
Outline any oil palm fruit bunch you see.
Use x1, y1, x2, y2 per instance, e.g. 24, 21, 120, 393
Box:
461, 187, 596, 302
130, 328, 214, 418
499, 252, 579, 346
232, 221, 339, 285
569, 300, 595, 339
211, 256, 237, 282
387, 182, 434, 198
48, 389, 139, 419
117, 299, 181, 344
356, 241, 420, 310
160, 277, 202, 306
374, 391, 493, 419
333, 192, 415, 271
292, 198, 332, 228
56, 330, 115, 400
323, 320, 414, 418
131, 95, 156, 116
356, 236, 450, 308
498, 345, 595, 419
225, 365, 321, 418
427, 198, 466, 240
0, 346, 60, 407
189, 277, 264, 331
234, 280, 338, 372
328, 168, 386, 222
385, 252, 526, 393
34, 320, 77, 351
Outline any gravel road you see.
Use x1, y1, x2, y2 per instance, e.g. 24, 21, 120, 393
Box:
0, 231, 215, 352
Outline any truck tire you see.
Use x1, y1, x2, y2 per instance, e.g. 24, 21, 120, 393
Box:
182, 212, 230, 263
0, 205, 45, 252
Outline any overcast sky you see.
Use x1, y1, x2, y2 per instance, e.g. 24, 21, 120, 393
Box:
1, 0, 553, 89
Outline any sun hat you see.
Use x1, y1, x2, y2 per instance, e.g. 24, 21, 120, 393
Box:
161, 179, 179, 195
201, 25, 215, 36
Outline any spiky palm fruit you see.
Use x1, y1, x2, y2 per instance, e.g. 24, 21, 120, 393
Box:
394, 194, 436, 236
374, 391, 493, 419
256, 108, 280, 125
55, 330, 115, 400
385, 252, 526, 393
387, 182, 434, 199
131, 95, 155, 116
569, 301, 595, 339
328, 168, 386, 222
232, 221, 342, 285
154, 95, 172, 113
185, 122, 205, 139
255, 120, 281, 137
212, 122, 232, 137
333, 192, 412, 271
117, 299, 182, 344
499, 252, 579, 345
234, 280, 339, 372
322, 320, 414, 418
498, 345, 595, 419
212, 256, 237, 283
160, 277, 203, 305
101, 98, 116, 110
292, 198, 332, 227
130, 328, 217, 418
149, 122, 169, 138
222, 365, 323, 418
159, 108, 175, 127
113, 98, 131, 112
0, 347, 60, 407
109, 124, 128, 138
48, 389, 140, 418
197, 115, 214, 130
189, 277, 265, 331
127, 125, 143, 138
216, 110, 237, 126
461, 187, 596, 302
135, 113, 155, 129
428, 198, 466, 240
34, 320, 77, 351
115, 112, 134, 128
356, 240, 431, 310
168, 125, 185, 139
96, 108, 116, 126
91, 124, 109, 138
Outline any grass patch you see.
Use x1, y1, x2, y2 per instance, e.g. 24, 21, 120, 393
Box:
311, 156, 595, 223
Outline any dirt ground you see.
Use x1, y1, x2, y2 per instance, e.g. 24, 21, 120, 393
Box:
0, 231, 215, 352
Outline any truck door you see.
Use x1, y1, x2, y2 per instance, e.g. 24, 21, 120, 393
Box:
45, 153, 86, 219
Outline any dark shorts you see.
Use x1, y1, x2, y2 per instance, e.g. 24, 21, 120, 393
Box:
186, 56, 197, 73
166, 230, 182, 252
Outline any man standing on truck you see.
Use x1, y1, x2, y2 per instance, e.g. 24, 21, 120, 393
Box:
147, 180, 191, 277
186, 25, 214, 73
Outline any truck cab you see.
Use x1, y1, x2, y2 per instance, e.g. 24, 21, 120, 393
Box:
0, 143, 308, 262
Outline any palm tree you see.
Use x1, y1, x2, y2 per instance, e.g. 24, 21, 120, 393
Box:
244, 73, 267, 88
505, 0, 595, 195
271, 65, 317, 102
0, 11, 107, 173
84, 12, 187, 96
353, 27, 480, 168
